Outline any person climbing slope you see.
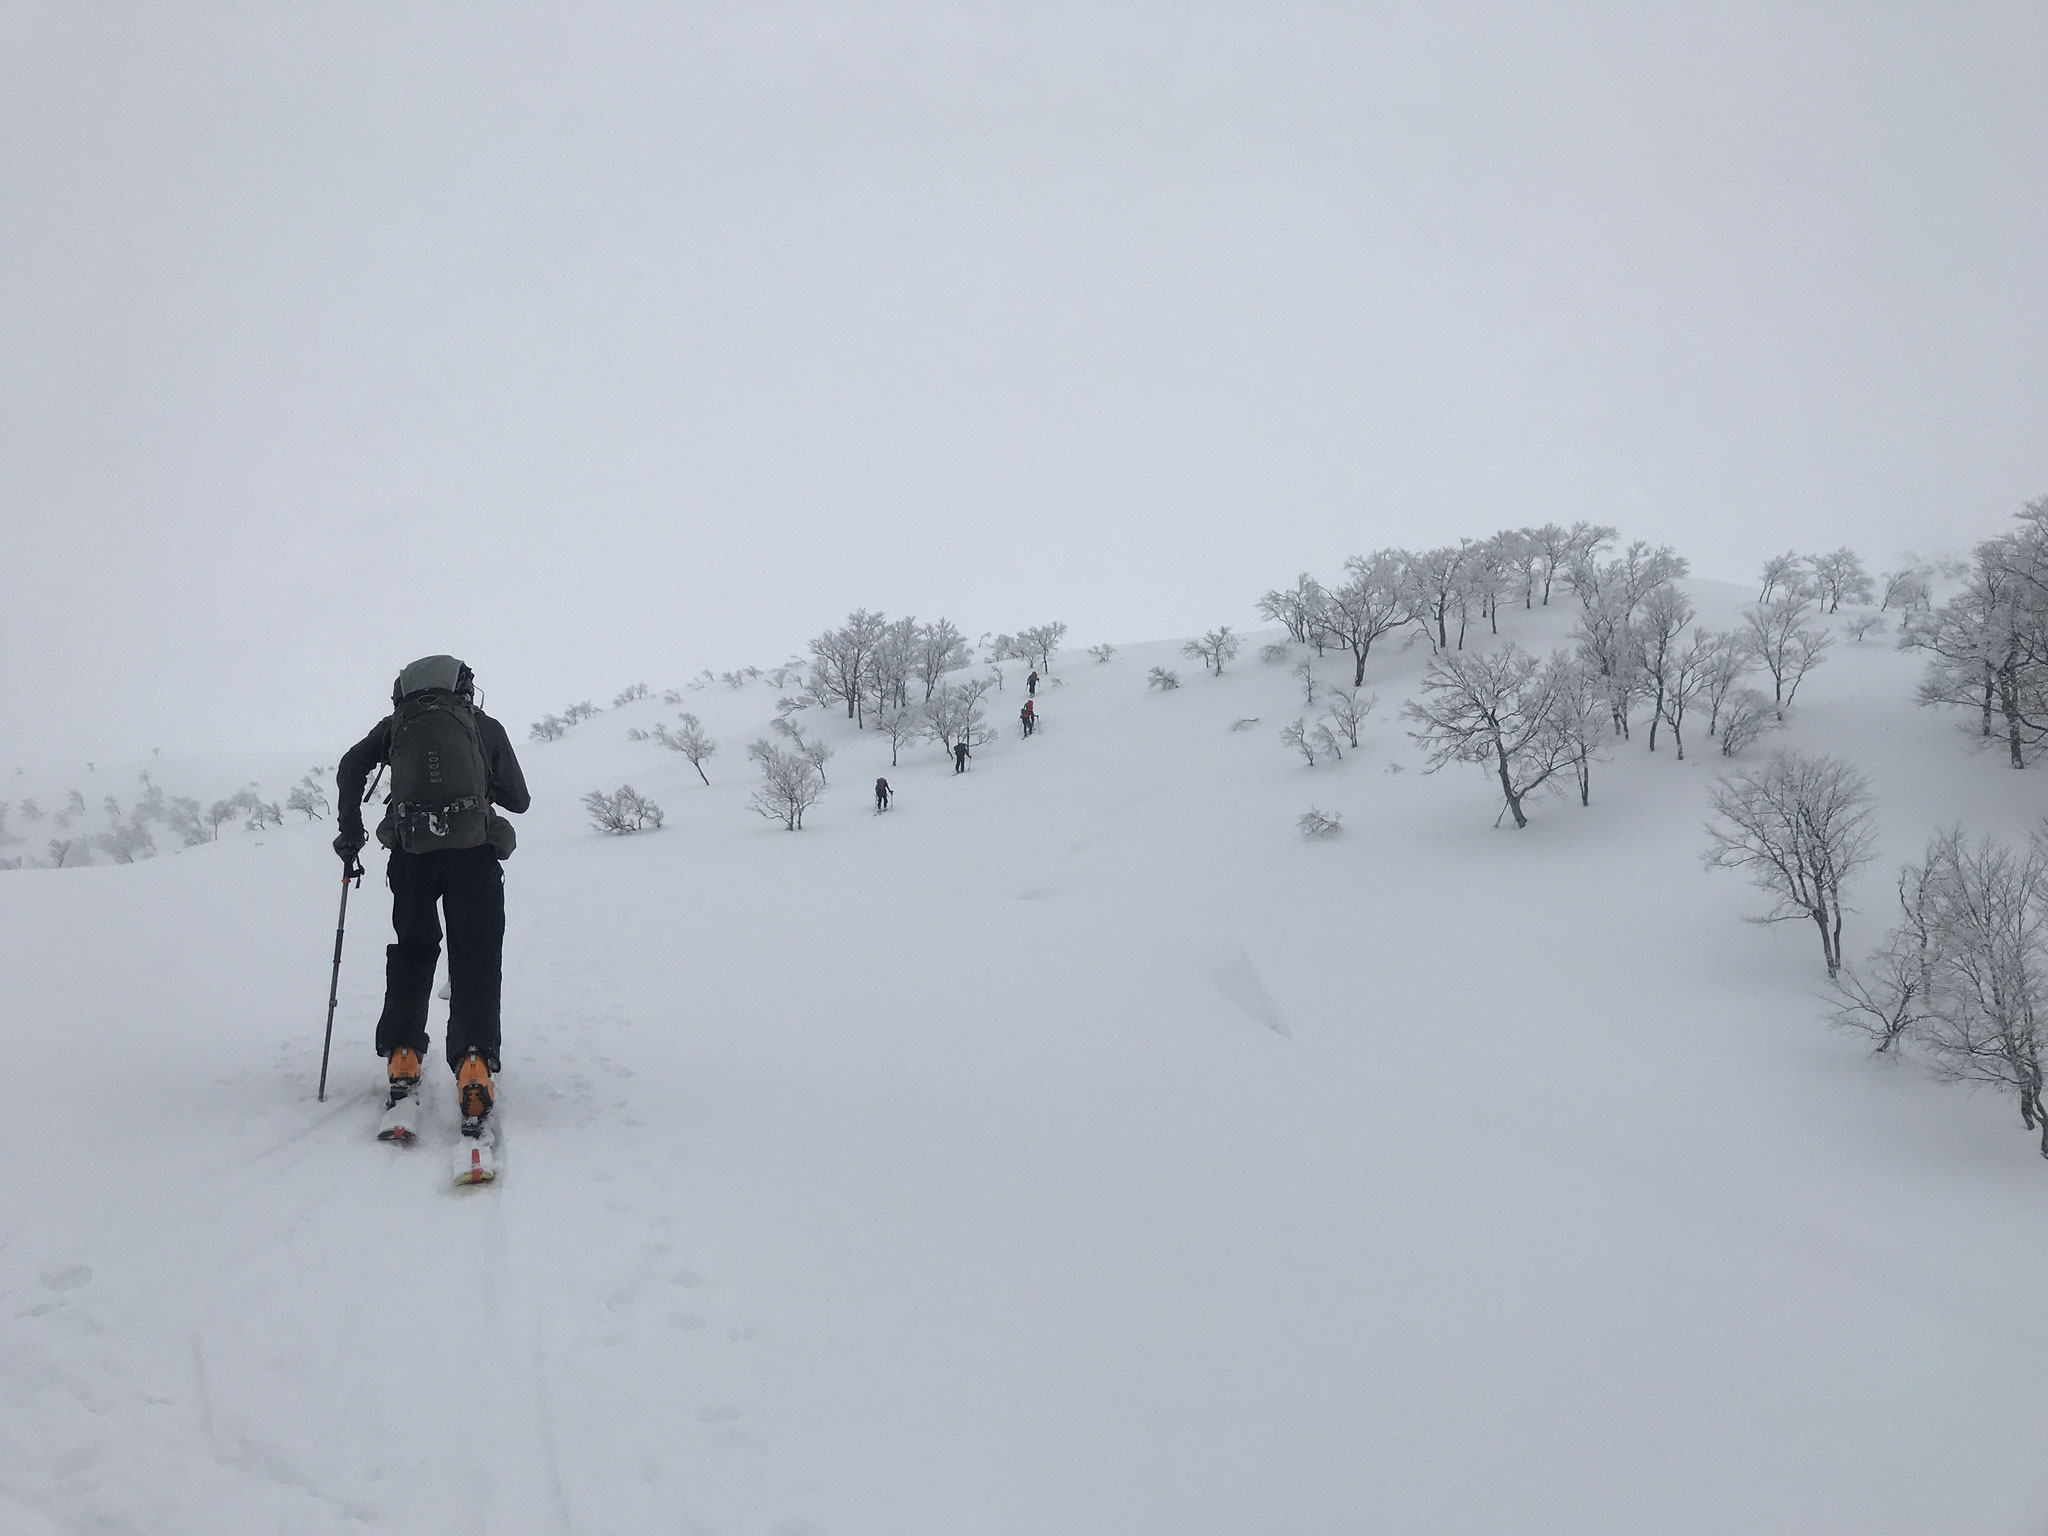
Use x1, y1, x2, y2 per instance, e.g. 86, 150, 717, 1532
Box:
332, 655, 528, 1170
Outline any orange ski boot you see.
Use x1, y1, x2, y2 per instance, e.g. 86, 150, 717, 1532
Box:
456, 1051, 495, 1123
377, 1047, 425, 1143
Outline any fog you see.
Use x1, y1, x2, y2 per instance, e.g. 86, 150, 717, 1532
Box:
4, 2, 2042, 763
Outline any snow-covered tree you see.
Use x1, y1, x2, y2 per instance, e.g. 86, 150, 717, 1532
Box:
1297, 807, 1343, 838
910, 619, 971, 701
1877, 565, 1932, 613
810, 608, 889, 725
583, 785, 664, 833
1322, 687, 1376, 750
1088, 644, 1116, 664
873, 705, 921, 768
1700, 632, 1756, 738
1703, 750, 1876, 978
1259, 643, 1291, 665
1401, 543, 1471, 653
1757, 550, 1805, 606
1325, 551, 1412, 685
1147, 667, 1180, 691
1744, 595, 1833, 714
287, 772, 331, 821
923, 677, 997, 754
1016, 622, 1069, 675
612, 683, 650, 706
771, 715, 834, 785
1654, 628, 1718, 761
1404, 642, 1575, 828
1717, 688, 1780, 756
1629, 583, 1695, 753
1257, 574, 1326, 644
1540, 656, 1611, 806
653, 712, 718, 784
1183, 626, 1242, 676
1836, 828, 2048, 1153
1804, 547, 1873, 613
746, 741, 823, 830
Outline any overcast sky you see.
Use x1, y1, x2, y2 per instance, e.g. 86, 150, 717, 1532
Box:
4, 2, 2043, 763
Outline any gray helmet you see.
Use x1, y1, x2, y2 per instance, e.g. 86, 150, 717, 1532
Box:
392, 655, 474, 702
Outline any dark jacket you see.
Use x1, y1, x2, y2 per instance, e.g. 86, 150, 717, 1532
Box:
337, 709, 531, 846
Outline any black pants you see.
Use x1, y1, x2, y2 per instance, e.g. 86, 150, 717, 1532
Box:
374, 845, 505, 1073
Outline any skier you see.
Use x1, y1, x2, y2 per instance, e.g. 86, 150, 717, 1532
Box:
1027, 669, 1040, 696
332, 656, 528, 1154
874, 776, 892, 811
1020, 699, 1036, 737
953, 741, 970, 774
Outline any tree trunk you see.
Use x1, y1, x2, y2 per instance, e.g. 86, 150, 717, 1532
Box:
1494, 740, 1528, 828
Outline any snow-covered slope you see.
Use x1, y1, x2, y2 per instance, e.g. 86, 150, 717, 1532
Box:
5, 591, 2046, 1535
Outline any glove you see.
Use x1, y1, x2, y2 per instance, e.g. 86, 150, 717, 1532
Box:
333, 829, 365, 866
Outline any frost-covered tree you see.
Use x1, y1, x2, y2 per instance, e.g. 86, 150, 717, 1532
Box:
653, 712, 718, 784
1629, 583, 1695, 753
1899, 507, 2048, 769
1257, 574, 1326, 644
923, 677, 997, 754
810, 608, 889, 725
1297, 807, 1343, 838
1804, 547, 1873, 613
1401, 544, 1471, 653
583, 785, 664, 833
1404, 642, 1574, 828
1540, 657, 1611, 807
1147, 667, 1180, 691
18, 798, 43, 823
1259, 643, 1291, 665
1016, 622, 1069, 676
287, 772, 331, 821
93, 820, 153, 864
1703, 750, 1876, 978
1757, 550, 1805, 606
771, 715, 834, 785
1654, 627, 1718, 761
746, 741, 823, 830
1182, 626, 1241, 675
529, 714, 568, 743
1571, 590, 1646, 739
1744, 595, 1833, 714
1832, 827, 2048, 1154
910, 618, 971, 701
1088, 643, 1117, 664
1700, 632, 1755, 738
1717, 688, 1780, 756
1322, 687, 1376, 750
612, 683, 650, 706
873, 705, 921, 767
1325, 551, 1412, 685
1293, 658, 1320, 706
1279, 717, 1324, 767
1844, 612, 1887, 643
1877, 565, 1932, 613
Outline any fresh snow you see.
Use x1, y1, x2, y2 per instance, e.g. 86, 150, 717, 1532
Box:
5, 584, 2048, 1535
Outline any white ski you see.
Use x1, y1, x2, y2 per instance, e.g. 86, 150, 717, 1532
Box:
452, 1116, 498, 1185
377, 1086, 424, 1144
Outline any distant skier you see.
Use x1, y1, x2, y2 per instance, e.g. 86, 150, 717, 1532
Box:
875, 776, 892, 811
953, 741, 970, 774
1027, 669, 1040, 696
1020, 699, 1036, 737
333, 656, 528, 1141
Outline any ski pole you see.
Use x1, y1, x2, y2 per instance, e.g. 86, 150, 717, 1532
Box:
317, 857, 363, 1102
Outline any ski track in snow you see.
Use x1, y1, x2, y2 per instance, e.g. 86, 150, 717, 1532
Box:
8, 592, 2048, 1533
